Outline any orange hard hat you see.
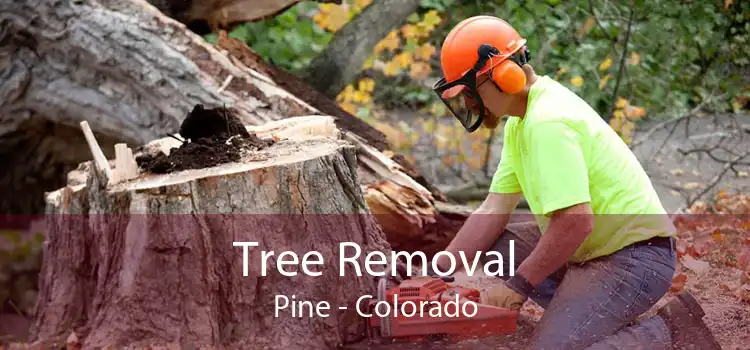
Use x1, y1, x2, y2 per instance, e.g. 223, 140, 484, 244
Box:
439, 15, 527, 83
432, 16, 529, 132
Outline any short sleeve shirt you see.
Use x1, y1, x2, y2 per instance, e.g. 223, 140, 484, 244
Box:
489, 76, 675, 262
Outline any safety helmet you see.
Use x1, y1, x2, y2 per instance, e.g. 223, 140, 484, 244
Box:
432, 16, 530, 132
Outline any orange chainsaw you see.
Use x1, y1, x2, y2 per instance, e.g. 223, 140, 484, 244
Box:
365, 276, 519, 343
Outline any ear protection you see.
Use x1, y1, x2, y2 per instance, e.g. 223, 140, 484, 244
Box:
478, 44, 530, 94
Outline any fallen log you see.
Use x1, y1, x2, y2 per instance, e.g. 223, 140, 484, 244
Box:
32, 111, 392, 349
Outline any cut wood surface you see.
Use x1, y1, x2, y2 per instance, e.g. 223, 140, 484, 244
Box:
33, 117, 391, 349
0, 0, 466, 257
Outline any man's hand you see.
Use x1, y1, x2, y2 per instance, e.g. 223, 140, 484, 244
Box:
481, 274, 535, 310
482, 282, 527, 310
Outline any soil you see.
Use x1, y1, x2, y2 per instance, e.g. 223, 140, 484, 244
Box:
136, 105, 274, 173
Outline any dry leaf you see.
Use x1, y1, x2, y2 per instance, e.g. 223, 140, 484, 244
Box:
670, 168, 684, 176
738, 171, 748, 177
670, 272, 688, 293
737, 284, 750, 301
741, 271, 750, 285
720, 282, 737, 292
683, 182, 703, 190
681, 255, 711, 275
738, 247, 750, 272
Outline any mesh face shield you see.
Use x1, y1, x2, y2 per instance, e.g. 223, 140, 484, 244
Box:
433, 44, 529, 132
432, 52, 491, 133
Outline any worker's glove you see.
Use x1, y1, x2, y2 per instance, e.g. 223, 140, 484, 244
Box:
481, 275, 535, 310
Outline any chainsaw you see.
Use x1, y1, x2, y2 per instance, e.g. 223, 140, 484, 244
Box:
365, 276, 519, 343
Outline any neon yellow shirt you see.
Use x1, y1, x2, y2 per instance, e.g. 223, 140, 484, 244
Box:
489, 75, 675, 262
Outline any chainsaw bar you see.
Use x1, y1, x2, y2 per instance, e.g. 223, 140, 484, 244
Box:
377, 277, 392, 337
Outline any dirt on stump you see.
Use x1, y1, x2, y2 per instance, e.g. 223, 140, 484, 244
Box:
136, 105, 275, 173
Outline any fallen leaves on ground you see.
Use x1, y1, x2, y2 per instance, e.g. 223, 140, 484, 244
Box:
670, 191, 750, 302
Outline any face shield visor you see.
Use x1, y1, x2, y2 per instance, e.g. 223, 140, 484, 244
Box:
433, 44, 528, 132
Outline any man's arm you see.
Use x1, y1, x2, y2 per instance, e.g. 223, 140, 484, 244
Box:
515, 202, 594, 286
434, 192, 522, 271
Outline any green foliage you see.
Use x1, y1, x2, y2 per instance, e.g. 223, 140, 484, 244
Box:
211, 2, 334, 73
205, 0, 748, 152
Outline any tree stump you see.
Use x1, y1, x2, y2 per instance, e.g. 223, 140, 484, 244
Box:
31, 115, 392, 349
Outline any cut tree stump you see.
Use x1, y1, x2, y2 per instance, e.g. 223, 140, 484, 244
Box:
32, 115, 392, 349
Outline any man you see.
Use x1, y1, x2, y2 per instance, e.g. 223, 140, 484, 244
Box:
429, 15, 721, 349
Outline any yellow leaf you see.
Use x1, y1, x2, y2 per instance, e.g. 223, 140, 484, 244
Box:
408, 62, 431, 80
354, 0, 372, 10
383, 60, 400, 76
599, 74, 611, 90
314, 14, 329, 30
339, 102, 357, 115
625, 105, 647, 119
613, 109, 625, 119
326, 5, 349, 31
599, 57, 613, 71
615, 97, 629, 109
570, 76, 584, 87
683, 182, 703, 190
725, 0, 734, 9
628, 52, 641, 65
570, 75, 583, 87
423, 10, 441, 27
401, 24, 419, 39
609, 117, 624, 132
362, 55, 375, 69
394, 52, 413, 69
353, 90, 367, 103
415, 43, 437, 61
739, 171, 749, 177
359, 78, 375, 92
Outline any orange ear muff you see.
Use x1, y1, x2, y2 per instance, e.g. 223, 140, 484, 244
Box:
490, 60, 527, 94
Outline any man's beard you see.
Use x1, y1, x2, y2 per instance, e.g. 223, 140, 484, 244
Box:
482, 108, 501, 129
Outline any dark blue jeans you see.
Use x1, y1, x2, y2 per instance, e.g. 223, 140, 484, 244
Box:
485, 221, 676, 349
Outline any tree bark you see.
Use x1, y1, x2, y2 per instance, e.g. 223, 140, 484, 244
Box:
31, 117, 391, 349
302, 0, 421, 98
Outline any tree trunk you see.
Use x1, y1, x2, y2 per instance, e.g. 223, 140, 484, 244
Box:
31, 116, 391, 349
302, 0, 421, 98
